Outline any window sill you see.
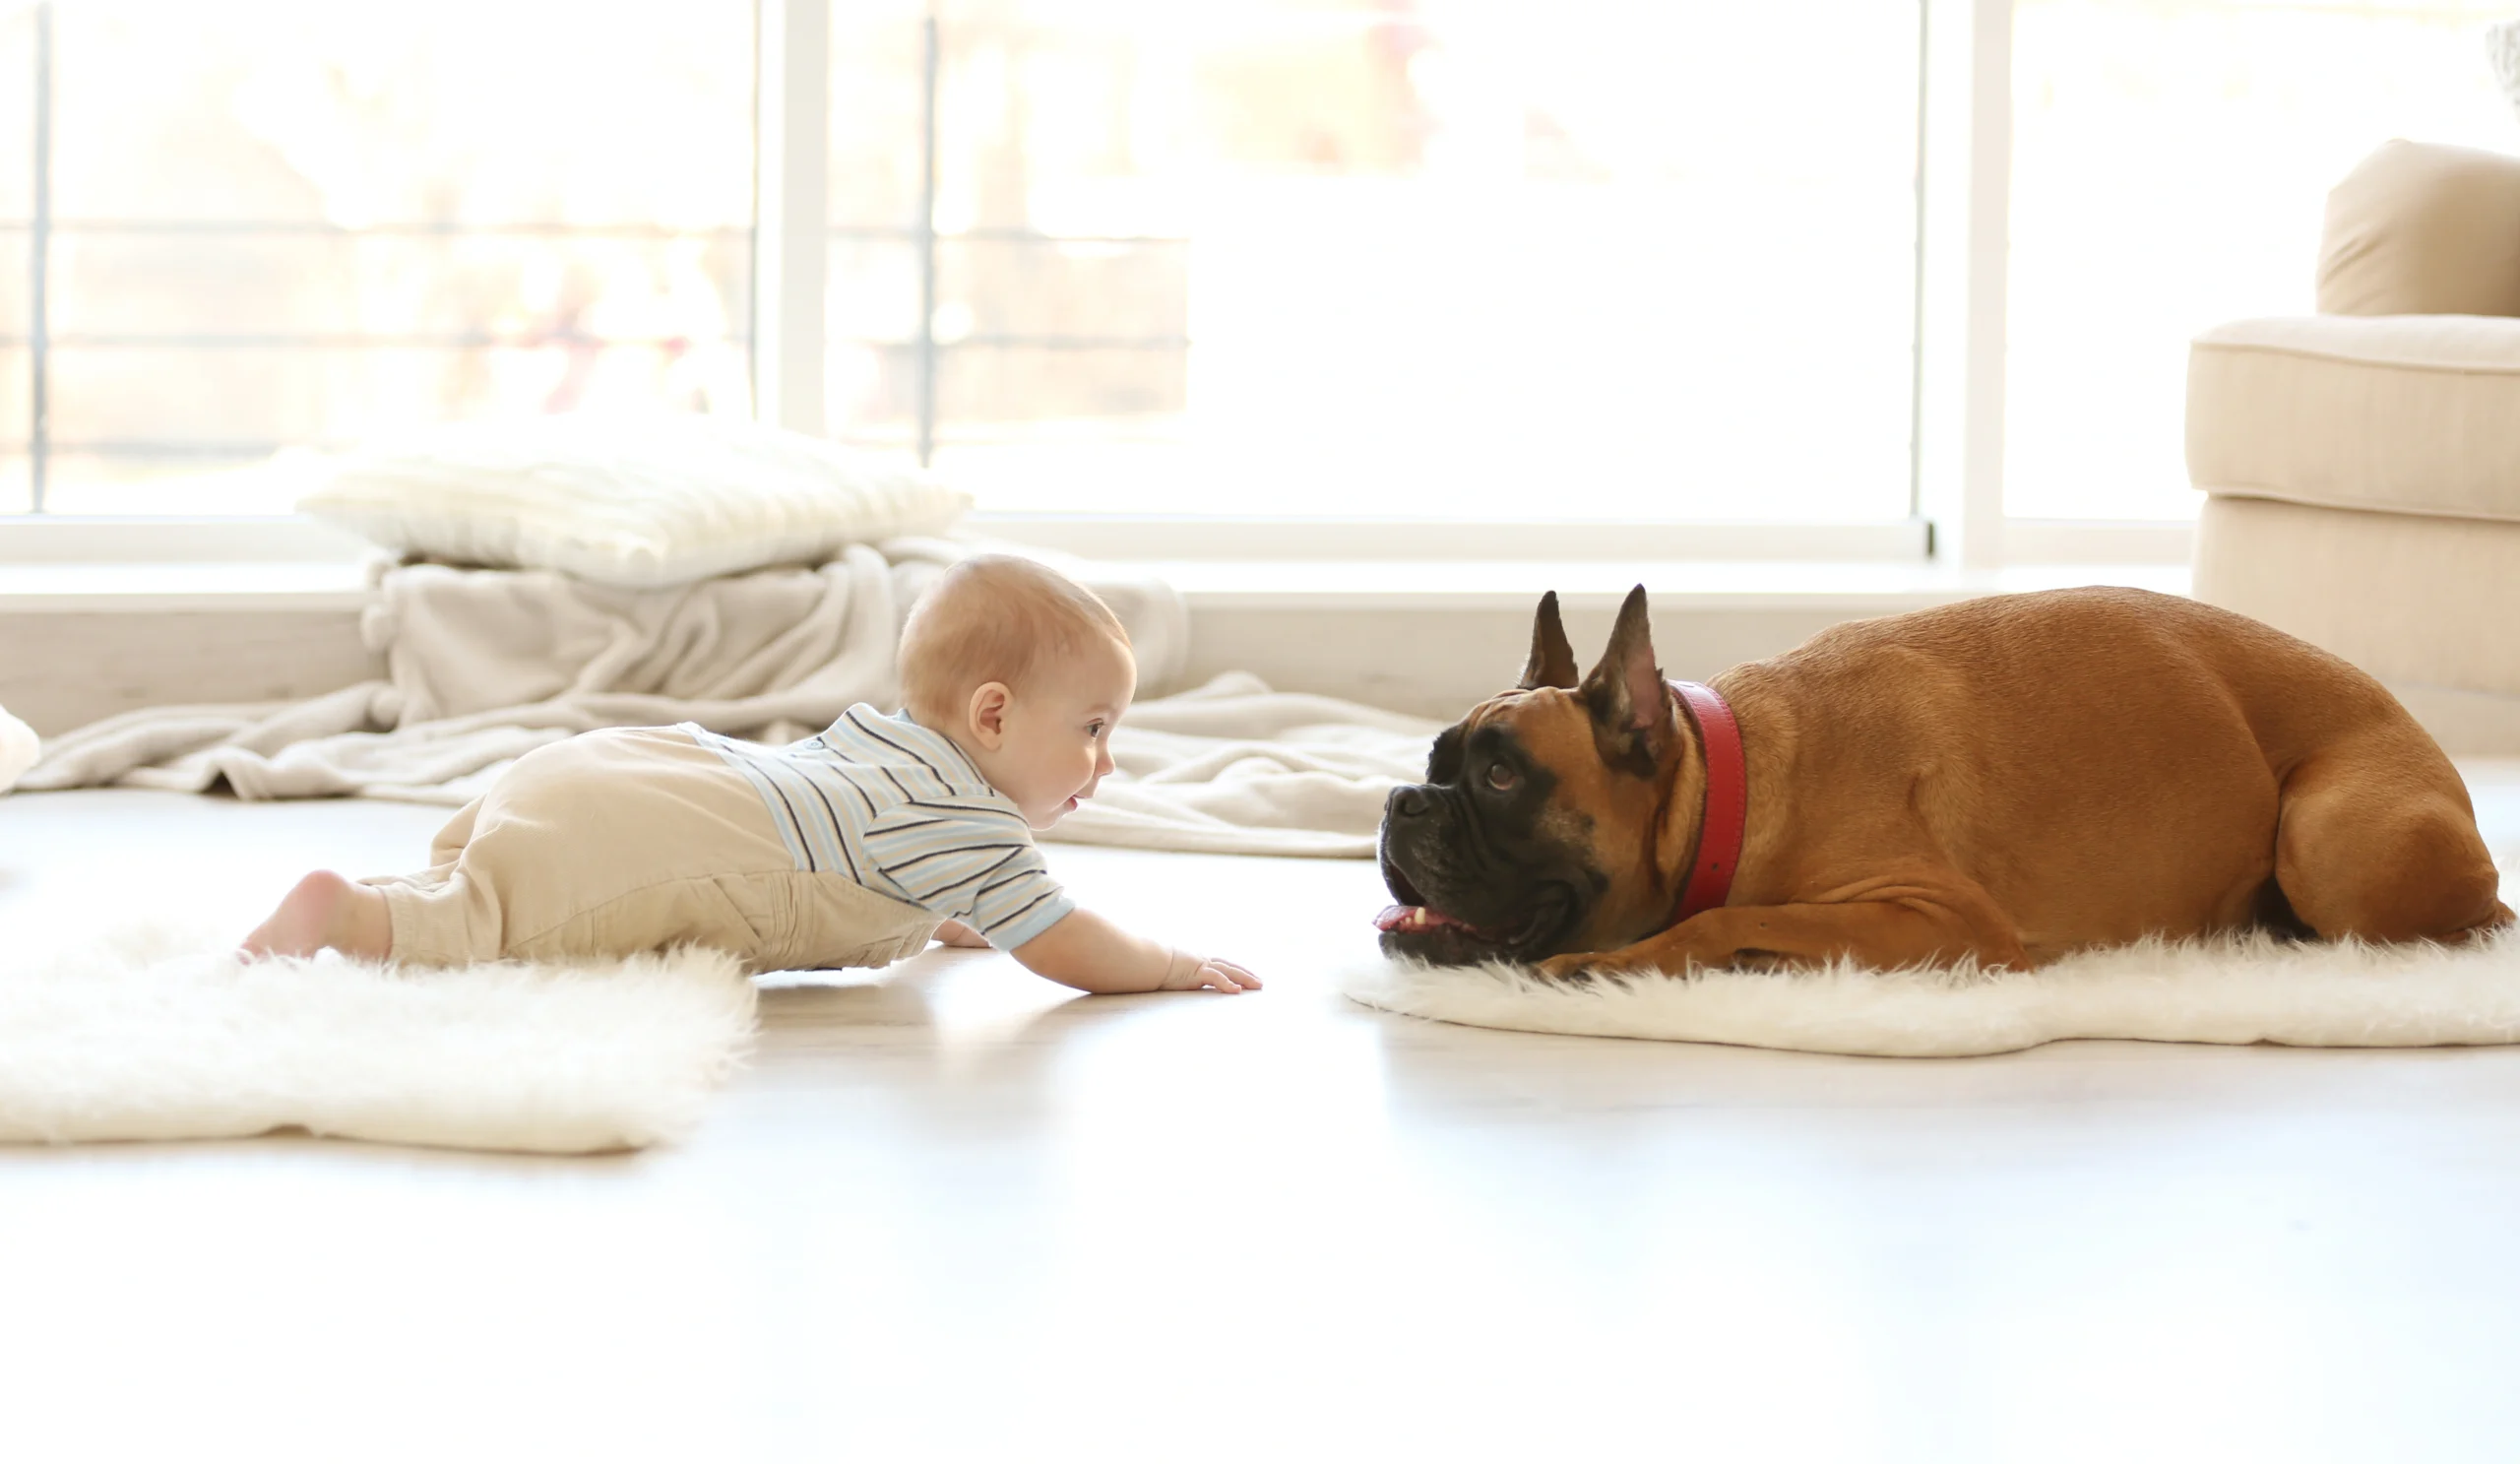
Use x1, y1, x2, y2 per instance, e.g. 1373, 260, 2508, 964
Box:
0, 556, 2189, 615
1127, 558, 2190, 611
0, 559, 379, 612
0, 557, 2198, 730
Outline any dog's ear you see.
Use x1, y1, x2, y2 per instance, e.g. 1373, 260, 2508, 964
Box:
1579, 585, 1674, 776
1518, 591, 1579, 690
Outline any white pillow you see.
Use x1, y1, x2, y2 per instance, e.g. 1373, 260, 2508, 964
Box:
0, 704, 37, 794
295, 414, 972, 588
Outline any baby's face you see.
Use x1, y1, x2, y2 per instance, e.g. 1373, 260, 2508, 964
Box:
985, 635, 1138, 829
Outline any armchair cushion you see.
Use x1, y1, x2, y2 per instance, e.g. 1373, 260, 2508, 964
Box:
2320, 139, 2520, 318
2187, 314, 2520, 525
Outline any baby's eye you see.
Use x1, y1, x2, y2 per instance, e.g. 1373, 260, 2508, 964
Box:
1087, 721, 1107, 739
1484, 762, 1518, 793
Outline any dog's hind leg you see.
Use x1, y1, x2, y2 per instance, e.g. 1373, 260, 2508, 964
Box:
2272, 734, 2510, 944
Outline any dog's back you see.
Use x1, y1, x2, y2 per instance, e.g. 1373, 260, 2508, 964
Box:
1719, 587, 2501, 957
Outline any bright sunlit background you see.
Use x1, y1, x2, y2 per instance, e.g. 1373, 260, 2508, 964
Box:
3, 0, 2519, 525
2006, 0, 2518, 521
822, 0, 1919, 523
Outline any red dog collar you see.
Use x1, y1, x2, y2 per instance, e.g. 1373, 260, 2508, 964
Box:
1669, 679, 1746, 924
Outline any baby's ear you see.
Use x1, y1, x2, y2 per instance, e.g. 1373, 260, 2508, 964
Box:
966, 681, 1014, 747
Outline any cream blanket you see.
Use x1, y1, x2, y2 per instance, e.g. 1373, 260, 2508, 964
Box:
0, 702, 35, 792
1054, 675, 1436, 857
21, 543, 1435, 857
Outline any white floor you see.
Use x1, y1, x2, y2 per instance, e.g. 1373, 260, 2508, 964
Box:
5, 772, 2520, 1464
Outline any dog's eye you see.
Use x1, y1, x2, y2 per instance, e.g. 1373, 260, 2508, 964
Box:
1484, 762, 1518, 793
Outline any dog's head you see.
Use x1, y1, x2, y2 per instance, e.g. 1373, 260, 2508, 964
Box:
1376, 586, 1689, 965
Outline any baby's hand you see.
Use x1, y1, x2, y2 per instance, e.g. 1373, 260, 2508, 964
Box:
1164, 949, 1263, 994
1011, 910, 1260, 996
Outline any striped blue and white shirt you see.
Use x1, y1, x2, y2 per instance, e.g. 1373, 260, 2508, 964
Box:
680, 706, 1075, 950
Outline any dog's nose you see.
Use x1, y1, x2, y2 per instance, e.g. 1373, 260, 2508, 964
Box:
1388, 786, 1431, 820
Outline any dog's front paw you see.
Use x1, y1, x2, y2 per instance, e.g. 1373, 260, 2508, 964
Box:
1533, 952, 1611, 985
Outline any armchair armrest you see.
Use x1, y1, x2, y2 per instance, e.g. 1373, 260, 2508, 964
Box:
2319, 139, 2520, 317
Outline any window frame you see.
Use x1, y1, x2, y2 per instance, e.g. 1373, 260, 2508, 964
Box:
2, 0, 2196, 570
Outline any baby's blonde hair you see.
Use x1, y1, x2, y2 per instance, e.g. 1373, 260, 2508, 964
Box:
900, 554, 1132, 729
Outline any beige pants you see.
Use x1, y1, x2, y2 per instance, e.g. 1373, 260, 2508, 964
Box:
366, 727, 941, 973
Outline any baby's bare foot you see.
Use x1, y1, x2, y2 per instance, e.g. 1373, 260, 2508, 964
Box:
239, 871, 391, 961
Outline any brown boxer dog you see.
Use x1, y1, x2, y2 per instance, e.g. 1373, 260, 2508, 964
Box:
1376, 585, 2512, 978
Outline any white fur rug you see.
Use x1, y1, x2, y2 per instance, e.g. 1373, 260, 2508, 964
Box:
1338, 929, 2520, 1056
0, 924, 756, 1153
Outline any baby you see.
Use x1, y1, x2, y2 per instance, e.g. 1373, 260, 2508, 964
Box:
240, 554, 1260, 995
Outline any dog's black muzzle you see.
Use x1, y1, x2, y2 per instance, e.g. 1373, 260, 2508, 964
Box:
1376, 782, 1585, 963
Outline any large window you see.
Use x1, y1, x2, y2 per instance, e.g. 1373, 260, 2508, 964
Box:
2006, 0, 2518, 522
12, 0, 2520, 550
823, 1, 1922, 524
4, 0, 1922, 528
0, 0, 754, 514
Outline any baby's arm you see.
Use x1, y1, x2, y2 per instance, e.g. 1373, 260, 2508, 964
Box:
1012, 909, 1261, 995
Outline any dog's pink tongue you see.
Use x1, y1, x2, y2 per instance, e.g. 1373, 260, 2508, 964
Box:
1376, 904, 1470, 933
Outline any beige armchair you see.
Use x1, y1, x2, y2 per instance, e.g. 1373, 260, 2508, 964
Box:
2186, 139, 2520, 754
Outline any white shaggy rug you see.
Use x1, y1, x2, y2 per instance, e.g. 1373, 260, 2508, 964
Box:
1338, 929, 2520, 1056
0, 924, 756, 1153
